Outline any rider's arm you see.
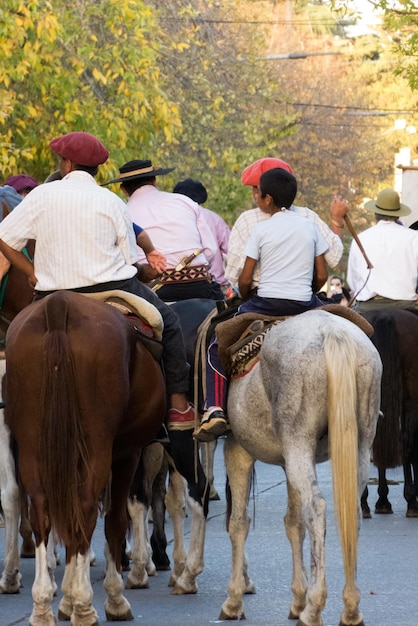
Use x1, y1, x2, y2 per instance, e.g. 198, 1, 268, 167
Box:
313, 254, 328, 294
0, 239, 36, 287
238, 256, 257, 300
136, 230, 167, 274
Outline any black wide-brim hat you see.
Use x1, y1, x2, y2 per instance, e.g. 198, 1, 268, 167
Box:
103, 159, 174, 185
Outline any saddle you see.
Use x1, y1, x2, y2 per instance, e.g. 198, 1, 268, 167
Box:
82, 290, 164, 361
216, 304, 374, 379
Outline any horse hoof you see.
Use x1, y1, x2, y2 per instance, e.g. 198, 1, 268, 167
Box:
362, 509, 372, 519
171, 583, 198, 595
125, 578, 149, 590
0, 585, 20, 595
218, 609, 246, 620
105, 609, 133, 621
406, 507, 418, 518
374, 507, 393, 514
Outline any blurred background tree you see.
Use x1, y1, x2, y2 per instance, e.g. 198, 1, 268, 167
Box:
1, 0, 417, 276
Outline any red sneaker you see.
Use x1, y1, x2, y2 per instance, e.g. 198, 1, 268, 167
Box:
167, 404, 197, 431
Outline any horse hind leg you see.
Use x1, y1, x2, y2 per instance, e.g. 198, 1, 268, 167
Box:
30, 542, 57, 626
284, 455, 327, 626
19, 488, 36, 558
150, 450, 171, 570
404, 461, 418, 518
360, 485, 372, 519
374, 467, 393, 514
284, 479, 308, 620
219, 435, 255, 621
0, 402, 21, 594
199, 440, 221, 501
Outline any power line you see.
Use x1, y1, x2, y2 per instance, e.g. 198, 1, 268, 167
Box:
280, 101, 417, 115
157, 17, 348, 26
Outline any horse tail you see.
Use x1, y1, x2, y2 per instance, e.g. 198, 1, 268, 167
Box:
40, 294, 90, 546
324, 328, 359, 584
369, 312, 403, 468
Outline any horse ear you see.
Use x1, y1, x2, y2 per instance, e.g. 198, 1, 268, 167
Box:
2, 201, 10, 221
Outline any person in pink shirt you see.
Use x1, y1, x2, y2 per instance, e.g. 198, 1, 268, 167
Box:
173, 179, 230, 295
105, 161, 223, 301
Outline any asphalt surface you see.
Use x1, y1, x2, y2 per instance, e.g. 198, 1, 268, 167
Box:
1, 440, 417, 626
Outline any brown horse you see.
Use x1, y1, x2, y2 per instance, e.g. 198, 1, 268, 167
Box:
3, 290, 166, 624
361, 308, 418, 518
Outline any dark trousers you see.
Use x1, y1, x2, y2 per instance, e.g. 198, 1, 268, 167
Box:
35, 276, 189, 396
156, 280, 224, 302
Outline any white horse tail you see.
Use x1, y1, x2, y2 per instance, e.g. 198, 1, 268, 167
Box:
324, 328, 359, 584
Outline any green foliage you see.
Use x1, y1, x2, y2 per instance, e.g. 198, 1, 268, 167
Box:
0, 0, 180, 182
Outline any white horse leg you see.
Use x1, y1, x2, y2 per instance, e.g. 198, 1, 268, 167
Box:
103, 542, 133, 621
285, 454, 327, 626
58, 554, 75, 621
0, 410, 21, 594
199, 440, 220, 500
30, 542, 56, 626
59, 552, 98, 625
126, 498, 155, 589
171, 493, 206, 594
46, 534, 58, 598
166, 469, 188, 588
284, 478, 308, 619
219, 434, 255, 621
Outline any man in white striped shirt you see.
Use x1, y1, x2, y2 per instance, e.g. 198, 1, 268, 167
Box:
0, 131, 196, 431
225, 157, 347, 291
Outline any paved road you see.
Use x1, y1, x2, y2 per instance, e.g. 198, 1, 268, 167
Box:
1, 440, 417, 626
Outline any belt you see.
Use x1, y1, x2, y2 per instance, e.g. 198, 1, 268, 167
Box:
157, 265, 211, 285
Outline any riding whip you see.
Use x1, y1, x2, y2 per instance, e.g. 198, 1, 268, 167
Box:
343, 214, 373, 307
344, 214, 373, 270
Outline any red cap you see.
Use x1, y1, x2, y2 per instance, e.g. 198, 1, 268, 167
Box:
4, 174, 39, 192
241, 157, 294, 186
49, 132, 109, 167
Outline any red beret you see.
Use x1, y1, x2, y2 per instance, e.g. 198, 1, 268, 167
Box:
241, 157, 294, 186
49, 132, 109, 167
4, 174, 39, 192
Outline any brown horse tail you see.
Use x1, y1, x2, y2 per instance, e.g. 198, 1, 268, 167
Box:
324, 328, 358, 587
41, 293, 90, 547
369, 312, 403, 468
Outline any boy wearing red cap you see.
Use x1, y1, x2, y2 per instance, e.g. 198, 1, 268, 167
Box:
225, 157, 346, 291
194, 168, 328, 442
0, 131, 195, 431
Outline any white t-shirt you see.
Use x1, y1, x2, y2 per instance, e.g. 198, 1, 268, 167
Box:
244, 210, 328, 301
226, 205, 338, 287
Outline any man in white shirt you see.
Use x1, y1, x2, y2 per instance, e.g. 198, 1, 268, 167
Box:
0, 131, 196, 431
105, 161, 223, 301
225, 157, 346, 291
347, 188, 418, 312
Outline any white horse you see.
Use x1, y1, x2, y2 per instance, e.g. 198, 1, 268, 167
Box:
220, 310, 382, 626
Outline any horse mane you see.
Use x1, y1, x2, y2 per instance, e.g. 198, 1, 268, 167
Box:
41, 294, 90, 547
